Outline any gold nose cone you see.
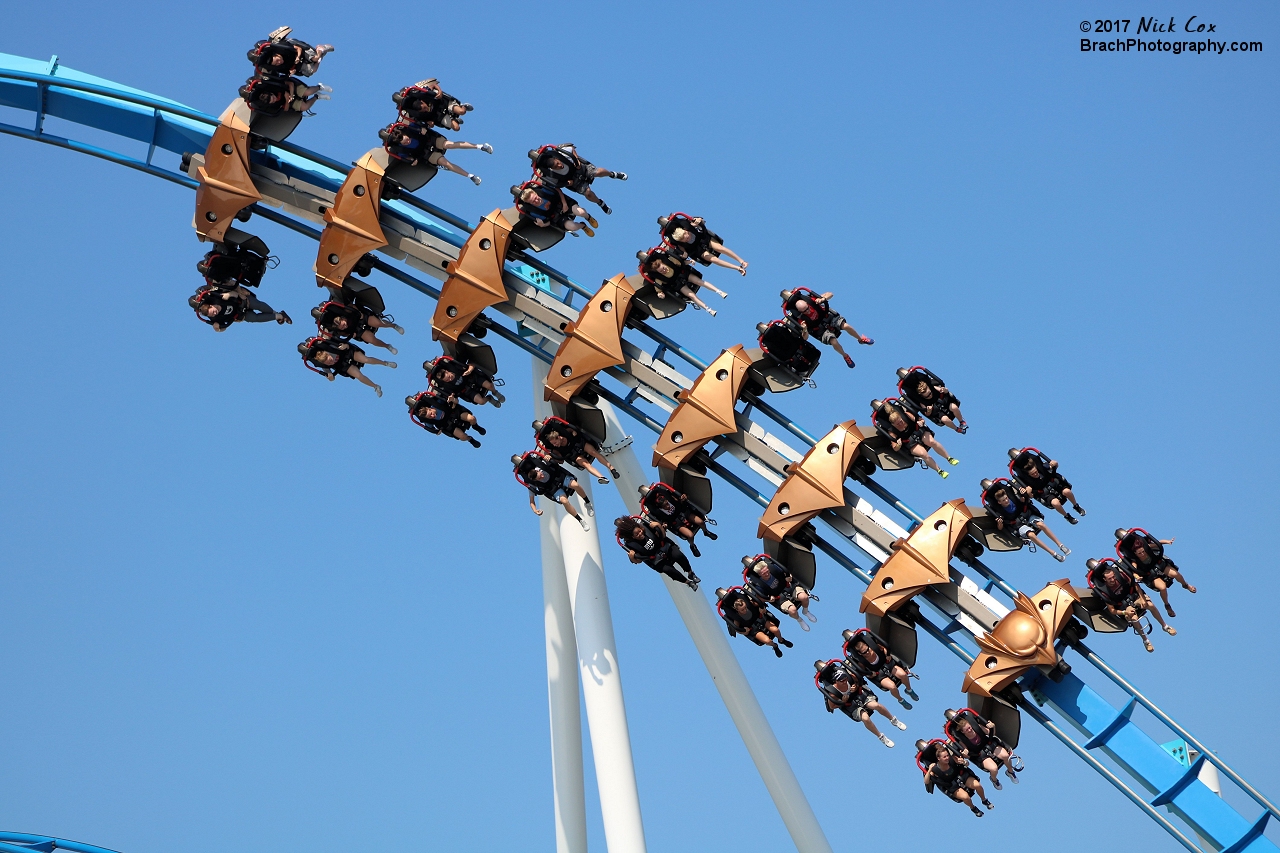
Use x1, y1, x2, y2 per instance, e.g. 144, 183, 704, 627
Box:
995, 610, 1047, 657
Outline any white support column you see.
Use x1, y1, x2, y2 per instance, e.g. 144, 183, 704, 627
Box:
597, 401, 835, 853
538, 487, 588, 853
557, 480, 648, 853
535, 362, 648, 853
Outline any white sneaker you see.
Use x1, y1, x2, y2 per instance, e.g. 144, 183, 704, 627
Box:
479, 143, 493, 154
878, 734, 894, 748
892, 718, 907, 731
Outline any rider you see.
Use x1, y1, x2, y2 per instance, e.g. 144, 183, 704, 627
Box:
615, 516, 700, 589
717, 587, 790, 656
381, 120, 491, 185
515, 451, 592, 529
1009, 447, 1086, 524
659, 213, 748, 274
918, 738, 993, 818
406, 391, 484, 447
1087, 558, 1175, 653
871, 398, 958, 478
427, 355, 504, 408
898, 367, 967, 433
531, 144, 626, 214
843, 628, 918, 710
248, 28, 333, 78
536, 418, 619, 484
239, 75, 329, 116
945, 708, 1021, 790
814, 659, 906, 748
393, 79, 472, 131
298, 337, 396, 396
313, 300, 402, 353
637, 246, 726, 316
511, 180, 596, 235
741, 553, 815, 631
639, 482, 716, 557
1116, 528, 1196, 618
190, 284, 290, 331
979, 478, 1069, 562
781, 288, 873, 369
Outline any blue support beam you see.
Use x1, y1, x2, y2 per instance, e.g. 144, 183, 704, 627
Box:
1033, 671, 1275, 851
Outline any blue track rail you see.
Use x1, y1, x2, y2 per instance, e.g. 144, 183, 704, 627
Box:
1, 52, 1274, 852
0, 833, 126, 853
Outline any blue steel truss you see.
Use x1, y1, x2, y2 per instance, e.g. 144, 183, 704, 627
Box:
0, 52, 1275, 853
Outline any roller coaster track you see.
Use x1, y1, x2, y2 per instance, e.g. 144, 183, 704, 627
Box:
1, 52, 1275, 853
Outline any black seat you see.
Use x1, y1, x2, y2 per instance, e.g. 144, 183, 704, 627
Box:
657, 458, 714, 515
758, 320, 820, 378
762, 535, 817, 591
500, 206, 567, 253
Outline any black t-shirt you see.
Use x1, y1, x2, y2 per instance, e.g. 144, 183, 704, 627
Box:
311, 341, 359, 375
623, 531, 663, 561
642, 251, 692, 288
540, 422, 588, 464
1094, 567, 1138, 607
662, 215, 718, 261
1120, 534, 1165, 569
641, 489, 686, 525
521, 457, 569, 496
929, 760, 966, 789
197, 289, 245, 326
874, 406, 918, 442
818, 666, 866, 705
255, 42, 300, 75
318, 303, 365, 338
535, 148, 589, 190
723, 600, 764, 631
1021, 456, 1049, 481
398, 87, 449, 123
429, 358, 469, 394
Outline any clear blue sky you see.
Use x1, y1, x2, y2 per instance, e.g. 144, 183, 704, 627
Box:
1, 3, 1276, 852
